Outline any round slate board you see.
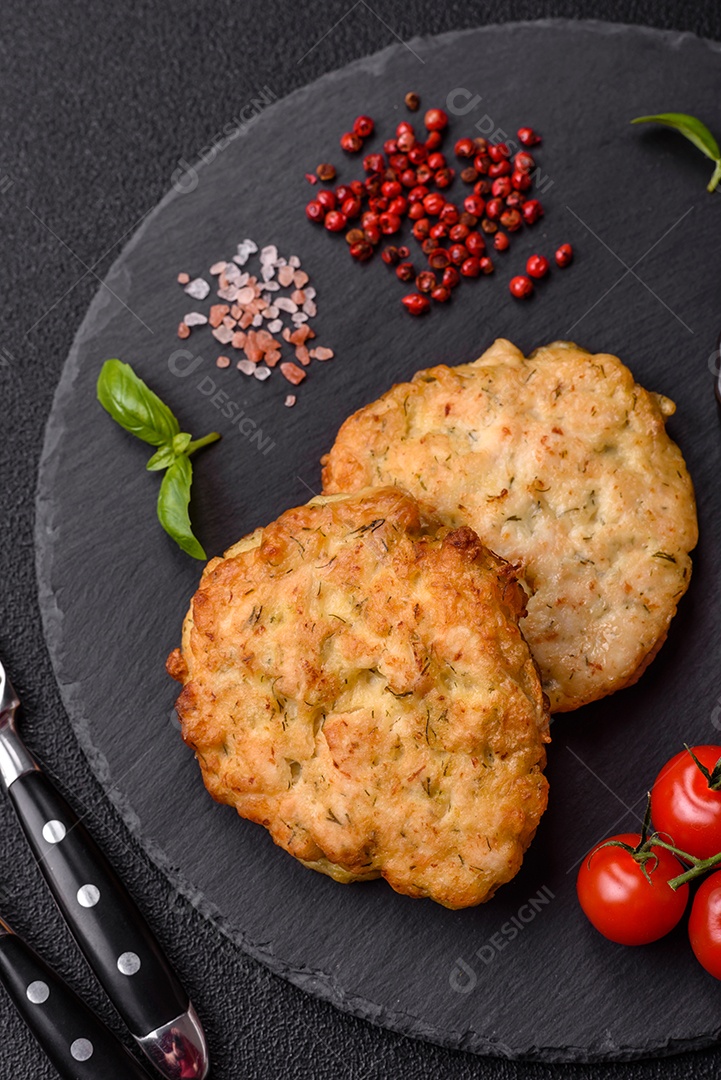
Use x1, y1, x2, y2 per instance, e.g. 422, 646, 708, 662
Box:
35, 19, 721, 1063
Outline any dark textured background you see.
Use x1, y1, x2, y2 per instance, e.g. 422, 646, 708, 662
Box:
3, 2, 721, 1077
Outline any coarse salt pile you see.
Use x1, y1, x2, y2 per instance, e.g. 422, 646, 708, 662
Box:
177, 240, 335, 404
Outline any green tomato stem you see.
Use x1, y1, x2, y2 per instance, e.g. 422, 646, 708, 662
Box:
185, 431, 221, 456
667, 850, 721, 890
707, 160, 721, 193
647, 836, 721, 890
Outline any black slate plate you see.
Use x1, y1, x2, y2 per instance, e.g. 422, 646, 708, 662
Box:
35, 20, 721, 1062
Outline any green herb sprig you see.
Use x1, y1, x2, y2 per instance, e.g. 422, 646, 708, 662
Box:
97, 359, 219, 559
631, 112, 721, 192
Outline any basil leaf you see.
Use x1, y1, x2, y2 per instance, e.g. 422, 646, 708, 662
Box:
97, 359, 180, 446
146, 445, 176, 472
631, 112, 720, 160
98, 359, 218, 559
172, 432, 192, 455
157, 455, 206, 560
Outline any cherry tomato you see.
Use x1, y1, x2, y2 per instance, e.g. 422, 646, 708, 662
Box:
576, 832, 688, 945
689, 870, 721, 979
652, 746, 721, 860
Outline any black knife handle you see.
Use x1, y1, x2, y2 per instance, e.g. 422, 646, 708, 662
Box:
0, 929, 153, 1079
8, 769, 188, 1038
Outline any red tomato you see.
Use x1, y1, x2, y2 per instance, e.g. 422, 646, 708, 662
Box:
652, 746, 721, 860
576, 832, 689, 945
689, 870, 721, 979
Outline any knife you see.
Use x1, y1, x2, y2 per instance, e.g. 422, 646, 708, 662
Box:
0, 658, 209, 1079
0, 915, 153, 1078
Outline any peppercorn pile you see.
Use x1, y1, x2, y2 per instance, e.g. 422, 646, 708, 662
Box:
305, 103, 573, 311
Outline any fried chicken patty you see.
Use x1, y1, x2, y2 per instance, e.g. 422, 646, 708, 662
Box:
167, 487, 550, 909
321, 341, 698, 712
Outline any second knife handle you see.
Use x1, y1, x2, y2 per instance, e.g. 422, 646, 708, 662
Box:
0, 930, 153, 1079
8, 769, 188, 1038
